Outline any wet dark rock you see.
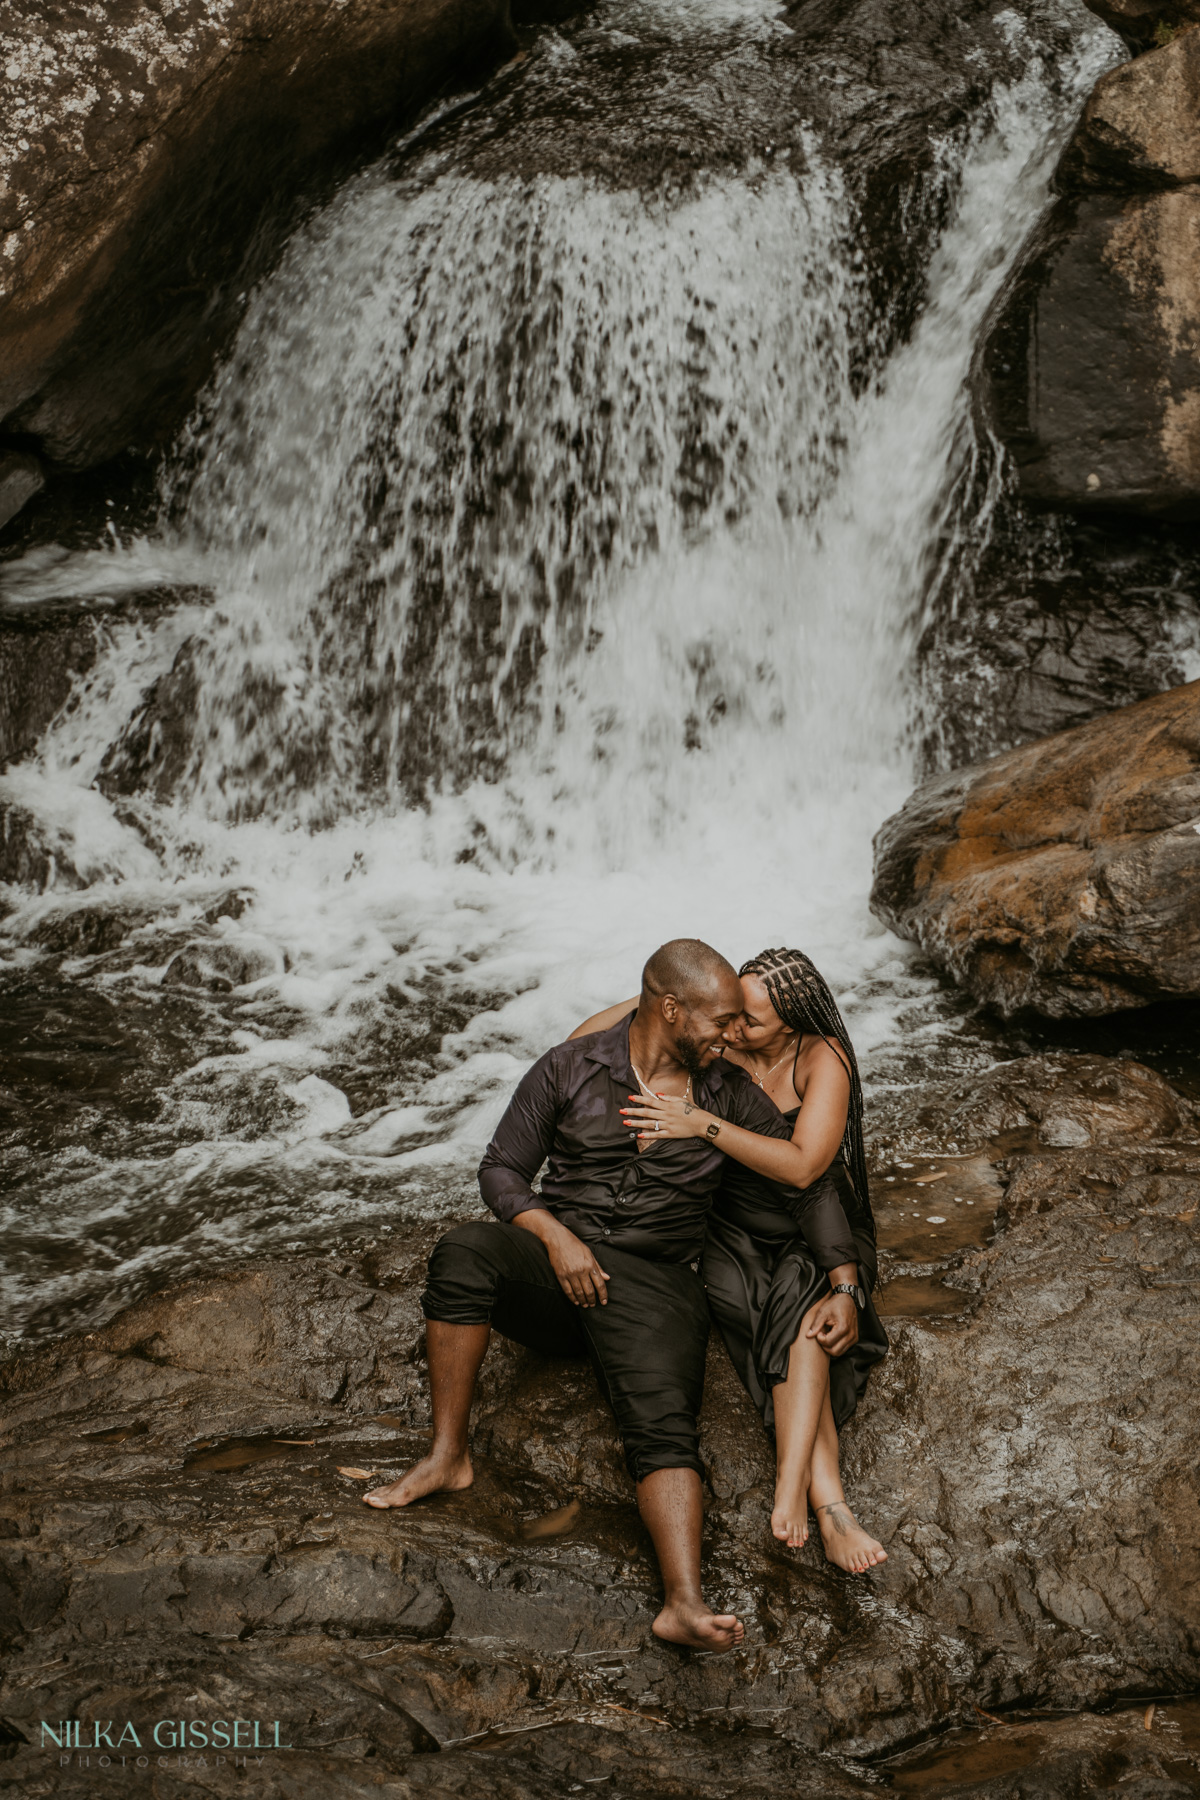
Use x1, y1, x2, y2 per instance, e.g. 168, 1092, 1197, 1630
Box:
1082, 0, 1200, 51
201, 886, 255, 924
872, 679, 1200, 1018
163, 936, 283, 992
1, 601, 113, 768
981, 186, 1200, 519
24, 900, 163, 959
95, 1254, 437, 1416
0, 0, 517, 472
918, 512, 1200, 773
1, 1122, 1197, 1791
0, 799, 86, 891
980, 22, 1200, 516
919, 1050, 1190, 1149
97, 637, 206, 803
0, 586, 201, 773
881, 1705, 1200, 1796
0, 452, 43, 534
0, 957, 237, 1182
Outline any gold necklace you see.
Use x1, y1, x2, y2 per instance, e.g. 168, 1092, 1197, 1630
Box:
748, 1036, 799, 1088
630, 1059, 693, 1105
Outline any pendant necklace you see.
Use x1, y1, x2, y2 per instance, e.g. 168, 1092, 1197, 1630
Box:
749, 1036, 800, 1089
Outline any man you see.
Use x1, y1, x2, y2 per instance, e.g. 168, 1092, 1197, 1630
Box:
365, 938, 798, 1651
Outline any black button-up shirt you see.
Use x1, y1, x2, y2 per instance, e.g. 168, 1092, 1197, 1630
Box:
478, 1014, 801, 1264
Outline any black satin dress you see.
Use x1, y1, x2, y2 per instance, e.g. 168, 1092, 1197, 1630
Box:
702, 1104, 888, 1434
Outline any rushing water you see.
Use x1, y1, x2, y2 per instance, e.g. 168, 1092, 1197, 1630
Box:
0, 0, 1121, 1338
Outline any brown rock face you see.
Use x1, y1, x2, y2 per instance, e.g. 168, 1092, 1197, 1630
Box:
0, 0, 513, 474
1066, 26, 1200, 186
870, 679, 1200, 1017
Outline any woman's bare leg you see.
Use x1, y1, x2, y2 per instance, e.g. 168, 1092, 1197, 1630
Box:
806, 1385, 887, 1572
769, 1308, 831, 1547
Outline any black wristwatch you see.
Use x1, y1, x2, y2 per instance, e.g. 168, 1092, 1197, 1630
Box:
830, 1281, 866, 1309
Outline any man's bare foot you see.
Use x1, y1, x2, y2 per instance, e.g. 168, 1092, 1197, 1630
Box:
363, 1449, 473, 1510
652, 1599, 745, 1652
816, 1500, 887, 1573
771, 1470, 810, 1548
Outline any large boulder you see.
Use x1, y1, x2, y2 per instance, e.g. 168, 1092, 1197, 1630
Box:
1065, 23, 1200, 186
980, 29, 1200, 517
871, 679, 1200, 1017
0, 0, 514, 477
982, 185, 1200, 517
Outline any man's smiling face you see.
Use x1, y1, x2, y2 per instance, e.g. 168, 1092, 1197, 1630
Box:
669, 971, 745, 1075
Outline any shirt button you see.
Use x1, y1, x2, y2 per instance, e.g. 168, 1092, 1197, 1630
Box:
602, 1227, 612, 1236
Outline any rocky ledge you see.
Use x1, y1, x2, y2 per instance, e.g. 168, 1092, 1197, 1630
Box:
871, 677, 1200, 1018
1, 1052, 1198, 1797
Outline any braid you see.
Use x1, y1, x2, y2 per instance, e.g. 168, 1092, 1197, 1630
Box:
739, 947, 875, 1245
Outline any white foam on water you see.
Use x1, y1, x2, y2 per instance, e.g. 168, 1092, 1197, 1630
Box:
0, 17, 1120, 1329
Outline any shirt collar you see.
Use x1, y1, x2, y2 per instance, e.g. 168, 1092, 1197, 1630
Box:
579, 1013, 638, 1088
580, 1012, 729, 1097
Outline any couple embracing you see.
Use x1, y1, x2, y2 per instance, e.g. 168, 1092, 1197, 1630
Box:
366, 938, 889, 1652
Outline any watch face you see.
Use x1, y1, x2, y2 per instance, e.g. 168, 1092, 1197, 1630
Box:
705, 1122, 720, 1138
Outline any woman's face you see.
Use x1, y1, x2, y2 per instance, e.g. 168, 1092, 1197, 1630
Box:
728, 973, 784, 1050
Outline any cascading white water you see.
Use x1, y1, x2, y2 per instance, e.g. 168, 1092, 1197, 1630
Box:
151, 158, 866, 831
0, 2, 1120, 1333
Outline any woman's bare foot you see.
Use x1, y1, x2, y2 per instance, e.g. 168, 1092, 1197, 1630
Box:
771, 1468, 810, 1548
652, 1598, 745, 1652
363, 1448, 473, 1509
815, 1500, 887, 1573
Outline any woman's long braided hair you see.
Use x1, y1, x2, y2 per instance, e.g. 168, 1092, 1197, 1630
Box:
739, 947, 874, 1244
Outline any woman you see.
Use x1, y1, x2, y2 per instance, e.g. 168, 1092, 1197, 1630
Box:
573, 947, 887, 1574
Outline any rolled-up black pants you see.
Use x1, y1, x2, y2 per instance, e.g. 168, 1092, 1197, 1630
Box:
423, 1220, 709, 1484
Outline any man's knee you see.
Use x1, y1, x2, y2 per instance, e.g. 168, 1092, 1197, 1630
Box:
623, 1428, 705, 1486
423, 1222, 505, 1323
437, 1220, 503, 1260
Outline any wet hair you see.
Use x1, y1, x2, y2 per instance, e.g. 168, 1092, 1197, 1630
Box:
642, 938, 738, 1008
739, 947, 875, 1244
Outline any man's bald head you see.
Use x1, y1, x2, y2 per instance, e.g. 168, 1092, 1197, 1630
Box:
636, 940, 743, 1078
641, 939, 739, 1008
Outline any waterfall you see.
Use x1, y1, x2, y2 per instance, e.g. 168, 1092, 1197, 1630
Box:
0, 1, 1118, 1334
